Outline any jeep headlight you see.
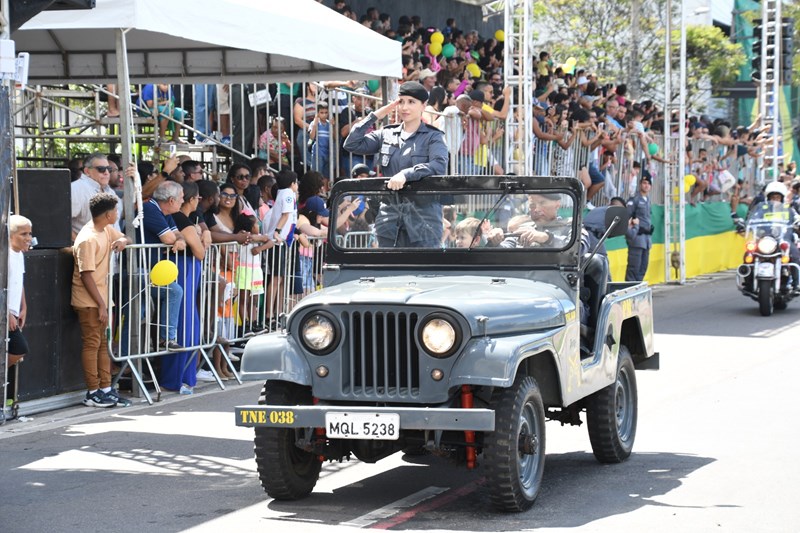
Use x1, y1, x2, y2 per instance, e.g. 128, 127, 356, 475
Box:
419, 316, 460, 358
300, 312, 338, 355
757, 236, 778, 254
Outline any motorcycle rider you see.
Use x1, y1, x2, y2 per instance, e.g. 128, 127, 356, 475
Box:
748, 181, 800, 293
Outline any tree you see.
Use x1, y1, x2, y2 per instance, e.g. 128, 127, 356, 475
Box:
659, 25, 747, 110
533, 0, 746, 110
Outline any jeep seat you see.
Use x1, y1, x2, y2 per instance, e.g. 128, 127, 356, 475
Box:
581, 253, 609, 330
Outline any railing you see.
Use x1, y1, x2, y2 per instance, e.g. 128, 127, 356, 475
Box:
107, 237, 326, 404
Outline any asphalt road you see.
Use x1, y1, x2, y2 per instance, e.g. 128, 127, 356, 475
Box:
1, 272, 799, 533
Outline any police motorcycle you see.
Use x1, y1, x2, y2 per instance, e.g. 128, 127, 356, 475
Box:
736, 182, 800, 316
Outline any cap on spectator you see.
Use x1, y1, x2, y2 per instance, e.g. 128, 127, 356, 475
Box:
354, 87, 370, 95
418, 68, 436, 80
351, 163, 376, 178
398, 81, 429, 103
641, 175, 653, 185
304, 195, 330, 218
553, 78, 568, 88
468, 89, 485, 102
577, 76, 589, 85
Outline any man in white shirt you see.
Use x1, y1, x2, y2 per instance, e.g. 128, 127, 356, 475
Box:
71, 152, 123, 241
7, 215, 33, 368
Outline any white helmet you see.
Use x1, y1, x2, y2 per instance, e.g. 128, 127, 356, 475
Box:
765, 180, 788, 200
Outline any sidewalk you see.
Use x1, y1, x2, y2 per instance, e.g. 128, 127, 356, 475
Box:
0, 379, 262, 440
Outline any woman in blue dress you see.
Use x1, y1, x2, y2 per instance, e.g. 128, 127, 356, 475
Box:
160, 182, 209, 393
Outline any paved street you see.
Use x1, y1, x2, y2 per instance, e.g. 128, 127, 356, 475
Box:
2, 272, 799, 533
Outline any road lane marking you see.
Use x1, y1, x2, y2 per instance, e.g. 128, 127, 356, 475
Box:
370, 478, 485, 530
341, 486, 448, 527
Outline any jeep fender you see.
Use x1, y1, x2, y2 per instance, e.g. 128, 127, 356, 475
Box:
449, 330, 562, 391
239, 334, 312, 385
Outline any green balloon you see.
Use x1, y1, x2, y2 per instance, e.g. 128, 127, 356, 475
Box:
442, 43, 456, 59
367, 80, 380, 94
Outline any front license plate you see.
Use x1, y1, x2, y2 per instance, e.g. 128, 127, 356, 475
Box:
325, 412, 400, 440
757, 263, 775, 277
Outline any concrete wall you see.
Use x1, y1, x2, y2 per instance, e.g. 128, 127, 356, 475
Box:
323, 0, 502, 37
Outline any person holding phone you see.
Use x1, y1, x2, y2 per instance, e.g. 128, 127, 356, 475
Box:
343, 81, 448, 248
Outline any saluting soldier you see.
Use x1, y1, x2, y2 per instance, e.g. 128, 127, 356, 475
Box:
343, 81, 448, 248
625, 175, 653, 281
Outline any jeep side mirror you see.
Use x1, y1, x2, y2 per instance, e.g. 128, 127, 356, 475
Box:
604, 206, 629, 238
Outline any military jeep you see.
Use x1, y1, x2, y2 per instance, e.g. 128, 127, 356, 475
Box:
235, 175, 659, 512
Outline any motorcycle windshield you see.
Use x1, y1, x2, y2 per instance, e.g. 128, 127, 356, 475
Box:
745, 203, 793, 243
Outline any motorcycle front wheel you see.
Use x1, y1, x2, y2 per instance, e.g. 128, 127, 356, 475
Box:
758, 279, 774, 316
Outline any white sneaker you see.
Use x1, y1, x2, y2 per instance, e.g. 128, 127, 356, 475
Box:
586, 201, 596, 210
196, 369, 215, 382
228, 353, 240, 362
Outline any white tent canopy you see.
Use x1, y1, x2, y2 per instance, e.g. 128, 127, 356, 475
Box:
15, 0, 401, 84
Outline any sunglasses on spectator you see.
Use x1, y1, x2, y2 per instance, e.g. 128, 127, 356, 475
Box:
88, 165, 113, 173
235, 174, 251, 180
220, 192, 238, 199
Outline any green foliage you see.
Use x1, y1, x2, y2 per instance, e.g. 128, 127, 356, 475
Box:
532, 0, 747, 108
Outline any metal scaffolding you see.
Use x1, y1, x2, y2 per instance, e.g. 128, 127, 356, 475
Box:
662, 0, 687, 284
503, 0, 534, 176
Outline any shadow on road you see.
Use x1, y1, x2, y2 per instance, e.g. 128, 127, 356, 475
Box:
267, 450, 723, 530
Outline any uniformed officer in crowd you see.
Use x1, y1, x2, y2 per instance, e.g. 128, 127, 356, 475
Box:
343, 81, 448, 248
625, 175, 653, 281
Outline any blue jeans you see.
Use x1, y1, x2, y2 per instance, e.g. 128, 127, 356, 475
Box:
193, 84, 216, 140
150, 281, 183, 341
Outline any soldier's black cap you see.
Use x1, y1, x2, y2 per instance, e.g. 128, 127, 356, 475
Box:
398, 81, 429, 103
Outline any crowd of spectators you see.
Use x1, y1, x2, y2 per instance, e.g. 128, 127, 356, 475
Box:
40, 4, 797, 408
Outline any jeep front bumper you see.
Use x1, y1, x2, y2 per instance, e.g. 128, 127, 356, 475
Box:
235, 405, 495, 431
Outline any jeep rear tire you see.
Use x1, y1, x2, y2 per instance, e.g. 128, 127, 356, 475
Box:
254, 381, 322, 500
484, 375, 546, 512
586, 346, 637, 463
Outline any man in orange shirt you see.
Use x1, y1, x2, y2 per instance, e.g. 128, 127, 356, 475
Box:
72, 193, 132, 407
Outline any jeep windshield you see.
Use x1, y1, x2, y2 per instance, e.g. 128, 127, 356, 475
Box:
328, 177, 580, 254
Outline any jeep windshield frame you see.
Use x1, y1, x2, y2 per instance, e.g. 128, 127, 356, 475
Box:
325, 175, 584, 269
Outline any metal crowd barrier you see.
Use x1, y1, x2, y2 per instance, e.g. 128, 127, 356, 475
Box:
106, 238, 328, 403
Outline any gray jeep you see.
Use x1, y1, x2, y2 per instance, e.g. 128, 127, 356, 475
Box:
235, 175, 659, 512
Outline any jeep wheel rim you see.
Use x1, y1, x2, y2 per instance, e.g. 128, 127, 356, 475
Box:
518, 402, 541, 496
615, 366, 634, 443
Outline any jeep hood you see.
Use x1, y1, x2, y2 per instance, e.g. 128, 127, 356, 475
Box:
293, 275, 572, 335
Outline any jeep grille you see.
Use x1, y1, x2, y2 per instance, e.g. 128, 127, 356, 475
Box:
342, 311, 420, 399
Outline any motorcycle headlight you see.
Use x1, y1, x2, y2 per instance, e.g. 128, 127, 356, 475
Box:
757, 236, 778, 254
300, 312, 338, 355
419, 316, 460, 358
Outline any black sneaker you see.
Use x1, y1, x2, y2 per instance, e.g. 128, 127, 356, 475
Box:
159, 340, 183, 351
105, 388, 132, 407
83, 390, 115, 408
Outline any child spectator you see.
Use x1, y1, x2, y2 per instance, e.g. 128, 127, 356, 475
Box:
308, 102, 332, 178
258, 116, 290, 167
7, 215, 32, 370
233, 214, 273, 333
261, 170, 299, 327
454, 217, 482, 248
257, 174, 276, 225
72, 193, 132, 408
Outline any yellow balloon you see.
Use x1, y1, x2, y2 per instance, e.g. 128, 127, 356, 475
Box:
466, 63, 481, 78
431, 32, 444, 45
566, 57, 577, 67
684, 174, 697, 187
150, 259, 178, 287
429, 42, 442, 56
495, 29, 505, 42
